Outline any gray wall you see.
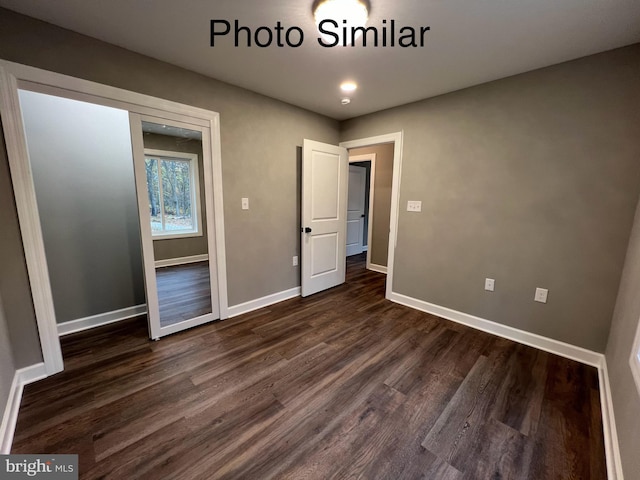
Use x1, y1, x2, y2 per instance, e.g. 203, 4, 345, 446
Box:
143, 132, 208, 262
0, 120, 42, 368
606, 194, 640, 480
0, 293, 17, 418
349, 144, 394, 267
19, 90, 145, 324
0, 8, 339, 321
341, 44, 640, 352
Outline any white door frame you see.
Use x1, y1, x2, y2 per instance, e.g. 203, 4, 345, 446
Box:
340, 133, 403, 300
0, 60, 229, 376
349, 153, 377, 272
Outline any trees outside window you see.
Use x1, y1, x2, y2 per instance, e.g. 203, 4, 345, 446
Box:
144, 149, 202, 238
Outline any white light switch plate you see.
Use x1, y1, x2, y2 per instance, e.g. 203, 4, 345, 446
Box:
241, 197, 249, 210
535, 288, 548, 303
293, 256, 298, 266
485, 278, 495, 292
407, 200, 422, 212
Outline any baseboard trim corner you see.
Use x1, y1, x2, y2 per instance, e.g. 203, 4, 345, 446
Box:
0, 363, 47, 453
58, 304, 147, 336
598, 358, 624, 480
389, 291, 623, 479
155, 254, 209, 269
368, 263, 388, 274
388, 292, 602, 367
228, 287, 301, 318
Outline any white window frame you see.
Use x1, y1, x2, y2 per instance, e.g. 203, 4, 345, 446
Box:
630, 316, 640, 397
144, 148, 202, 240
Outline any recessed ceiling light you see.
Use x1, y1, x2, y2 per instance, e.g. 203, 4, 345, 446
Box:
341, 98, 351, 105
314, 0, 370, 46
340, 81, 358, 92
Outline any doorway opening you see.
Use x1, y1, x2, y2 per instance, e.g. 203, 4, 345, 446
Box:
1, 60, 228, 375
340, 133, 403, 300
300, 133, 403, 300
17, 89, 147, 358
346, 143, 395, 276
16, 88, 222, 353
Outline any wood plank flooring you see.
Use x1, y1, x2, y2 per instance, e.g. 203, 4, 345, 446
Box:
12, 254, 607, 479
156, 261, 212, 327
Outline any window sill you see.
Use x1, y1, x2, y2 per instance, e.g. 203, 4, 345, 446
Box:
152, 231, 203, 241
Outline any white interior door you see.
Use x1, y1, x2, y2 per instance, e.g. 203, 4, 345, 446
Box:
346, 165, 366, 257
301, 139, 348, 297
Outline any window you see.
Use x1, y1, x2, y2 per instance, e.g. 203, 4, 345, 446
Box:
144, 149, 202, 239
631, 317, 640, 396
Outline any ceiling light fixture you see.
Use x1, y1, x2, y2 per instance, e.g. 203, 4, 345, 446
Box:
313, 0, 370, 46
341, 98, 351, 105
340, 81, 358, 92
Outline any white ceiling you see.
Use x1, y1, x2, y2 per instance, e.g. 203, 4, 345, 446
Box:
2, 0, 639, 120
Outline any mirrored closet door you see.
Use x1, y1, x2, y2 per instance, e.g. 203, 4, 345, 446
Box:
129, 114, 220, 339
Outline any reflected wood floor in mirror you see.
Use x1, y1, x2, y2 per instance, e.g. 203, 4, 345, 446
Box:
156, 261, 212, 327
12, 254, 606, 479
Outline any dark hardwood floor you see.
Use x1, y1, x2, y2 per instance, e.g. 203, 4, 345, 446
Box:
156, 261, 212, 327
12, 254, 606, 479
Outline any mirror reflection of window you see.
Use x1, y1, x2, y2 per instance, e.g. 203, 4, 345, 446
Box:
144, 149, 202, 239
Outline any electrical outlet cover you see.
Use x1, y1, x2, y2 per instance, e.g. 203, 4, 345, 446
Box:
485, 278, 495, 292
535, 288, 548, 303
407, 200, 422, 212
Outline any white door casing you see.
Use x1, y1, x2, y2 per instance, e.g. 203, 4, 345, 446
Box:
346, 165, 366, 257
341, 133, 404, 299
301, 139, 348, 297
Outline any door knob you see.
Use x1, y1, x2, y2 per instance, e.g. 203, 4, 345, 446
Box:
305, 227, 312, 233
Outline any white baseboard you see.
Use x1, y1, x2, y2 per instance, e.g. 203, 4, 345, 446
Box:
228, 287, 301, 318
389, 291, 623, 479
0, 291, 625, 477
368, 263, 388, 274
363, 245, 369, 252
598, 358, 624, 480
389, 292, 602, 366
155, 254, 208, 269
57, 304, 147, 336
0, 363, 47, 453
